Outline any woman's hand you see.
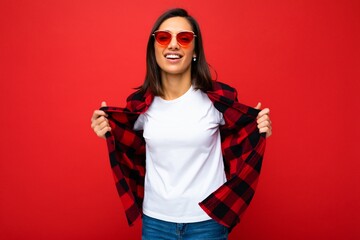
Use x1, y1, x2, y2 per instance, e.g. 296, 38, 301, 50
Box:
91, 101, 111, 139
255, 102, 272, 138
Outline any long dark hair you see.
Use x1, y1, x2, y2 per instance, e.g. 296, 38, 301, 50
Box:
139, 8, 213, 96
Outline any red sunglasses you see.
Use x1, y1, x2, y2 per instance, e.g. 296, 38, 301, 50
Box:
153, 30, 196, 46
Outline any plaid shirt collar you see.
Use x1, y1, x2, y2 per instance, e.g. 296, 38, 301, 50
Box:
102, 81, 266, 230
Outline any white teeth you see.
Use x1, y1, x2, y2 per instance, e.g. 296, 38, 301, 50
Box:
166, 54, 181, 59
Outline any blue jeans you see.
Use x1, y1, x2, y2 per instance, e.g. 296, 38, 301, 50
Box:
142, 214, 229, 240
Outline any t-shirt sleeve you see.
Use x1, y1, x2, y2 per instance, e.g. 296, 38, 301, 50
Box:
133, 113, 145, 130
219, 112, 225, 125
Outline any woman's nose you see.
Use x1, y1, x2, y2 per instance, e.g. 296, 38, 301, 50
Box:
167, 34, 180, 49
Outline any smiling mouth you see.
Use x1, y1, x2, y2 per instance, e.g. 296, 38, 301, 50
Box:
165, 54, 182, 59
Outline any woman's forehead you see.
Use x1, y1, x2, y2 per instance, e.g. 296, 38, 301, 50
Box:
158, 17, 193, 32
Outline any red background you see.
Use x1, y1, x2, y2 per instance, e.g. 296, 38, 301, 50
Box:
1, 0, 359, 239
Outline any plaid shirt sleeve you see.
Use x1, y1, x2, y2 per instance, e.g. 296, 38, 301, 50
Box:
100, 90, 153, 226
200, 81, 266, 230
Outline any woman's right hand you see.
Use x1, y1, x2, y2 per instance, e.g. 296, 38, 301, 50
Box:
91, 101, 111, 139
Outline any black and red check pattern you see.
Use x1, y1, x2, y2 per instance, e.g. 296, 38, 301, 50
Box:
101, 81, 266, 230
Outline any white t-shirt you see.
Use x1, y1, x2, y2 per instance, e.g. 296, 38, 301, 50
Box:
134, 85, 226, 223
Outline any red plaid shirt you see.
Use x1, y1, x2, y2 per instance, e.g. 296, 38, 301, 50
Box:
101, 81, 266, 230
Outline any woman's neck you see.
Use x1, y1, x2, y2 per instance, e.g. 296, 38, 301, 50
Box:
161, 72, 192, 100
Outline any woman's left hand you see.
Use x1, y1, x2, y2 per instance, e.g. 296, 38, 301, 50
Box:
255, 102, 272, 138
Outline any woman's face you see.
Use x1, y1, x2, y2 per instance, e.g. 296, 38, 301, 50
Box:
154, 17, 196, 78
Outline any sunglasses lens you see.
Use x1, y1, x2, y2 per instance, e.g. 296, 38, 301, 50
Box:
154, 31, 171, 45
177, 32, 194, 46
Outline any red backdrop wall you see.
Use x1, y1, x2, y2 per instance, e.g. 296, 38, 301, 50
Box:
1, 0, 359, 239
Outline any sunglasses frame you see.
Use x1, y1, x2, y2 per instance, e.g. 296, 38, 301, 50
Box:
152, 30, 197, 47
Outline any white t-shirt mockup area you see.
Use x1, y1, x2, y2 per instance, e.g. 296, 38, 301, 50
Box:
134, 85, 226, 223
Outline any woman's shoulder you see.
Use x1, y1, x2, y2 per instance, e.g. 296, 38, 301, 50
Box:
126, 89, 146, 102
210, 80, 238, 100
125, 88, 154, 113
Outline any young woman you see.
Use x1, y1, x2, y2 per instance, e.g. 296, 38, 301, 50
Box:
91, 8, 272, 240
